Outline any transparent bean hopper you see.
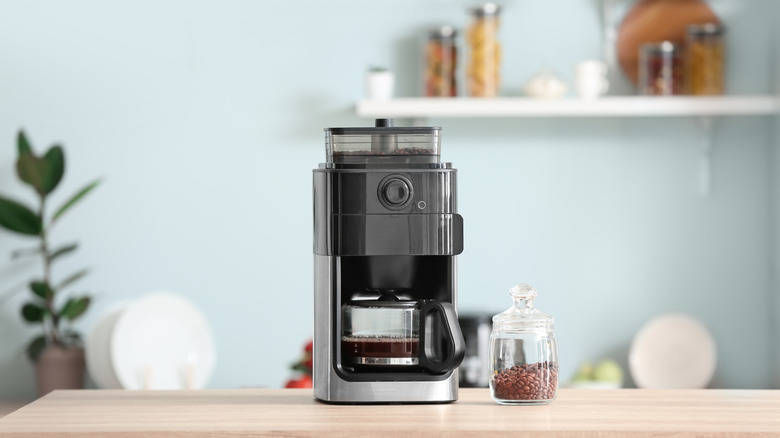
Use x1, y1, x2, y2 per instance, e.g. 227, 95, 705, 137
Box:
325, 118, 441, 165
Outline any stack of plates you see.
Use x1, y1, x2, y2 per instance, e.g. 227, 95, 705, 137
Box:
86, 292, 216, 390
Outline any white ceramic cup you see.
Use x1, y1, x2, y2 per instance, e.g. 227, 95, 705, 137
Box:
365, 70, 395, 100
575, 60, 609, 99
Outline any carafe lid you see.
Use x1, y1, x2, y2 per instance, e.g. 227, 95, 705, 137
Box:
492, 284, 554, 332
347, 289, 417, 308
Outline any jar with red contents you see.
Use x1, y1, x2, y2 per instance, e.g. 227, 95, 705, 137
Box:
425, 26, 458, 97
639, 41, 684, 95
489, 284, 559, 405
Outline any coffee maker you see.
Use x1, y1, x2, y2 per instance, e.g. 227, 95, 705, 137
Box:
313, 119, 465, 403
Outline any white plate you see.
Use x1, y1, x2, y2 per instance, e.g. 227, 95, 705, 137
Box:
85, 301, 128, 389
629, 313, 717, 389
110, 293, 216, 390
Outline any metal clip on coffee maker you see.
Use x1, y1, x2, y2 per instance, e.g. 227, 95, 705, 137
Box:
313, 119, 465, 403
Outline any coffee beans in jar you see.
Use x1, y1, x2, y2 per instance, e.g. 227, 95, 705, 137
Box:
491, 362, 558, 402
489, 284, 559, 405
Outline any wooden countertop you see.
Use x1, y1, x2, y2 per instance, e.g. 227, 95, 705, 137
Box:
0, 402, 26, 419
0, 388, 778, 437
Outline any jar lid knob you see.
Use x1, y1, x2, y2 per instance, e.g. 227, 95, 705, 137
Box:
509, 283, 537, 300
493, 283, 554, 328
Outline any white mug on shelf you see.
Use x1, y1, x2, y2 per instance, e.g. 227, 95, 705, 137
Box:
575, 60, 609, 99
365, 68, 395, 101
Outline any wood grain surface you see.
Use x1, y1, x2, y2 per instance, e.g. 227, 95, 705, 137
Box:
0, 402, 26, 419
0, 388, 778, 437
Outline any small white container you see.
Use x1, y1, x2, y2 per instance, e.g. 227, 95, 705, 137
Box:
365, 69, 395, 100
575, 60, 609, 99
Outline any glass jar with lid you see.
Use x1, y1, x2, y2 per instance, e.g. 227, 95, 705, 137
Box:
489, 284, 558, 405
466, 3, 501, 97
639, 41, 684, 96
425, 26, 458, 97
686, 23, 725, 95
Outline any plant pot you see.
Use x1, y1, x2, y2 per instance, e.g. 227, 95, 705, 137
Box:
35, 345, 85, 397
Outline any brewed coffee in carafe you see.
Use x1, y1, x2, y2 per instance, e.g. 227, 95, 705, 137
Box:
341, 290, 463, 372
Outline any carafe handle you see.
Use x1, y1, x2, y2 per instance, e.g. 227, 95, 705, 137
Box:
418, 301, 466, 373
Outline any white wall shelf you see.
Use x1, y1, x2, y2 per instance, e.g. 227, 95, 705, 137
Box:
356, 96, 779, 118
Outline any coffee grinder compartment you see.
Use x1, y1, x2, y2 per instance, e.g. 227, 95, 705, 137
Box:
325, 118, 441, 165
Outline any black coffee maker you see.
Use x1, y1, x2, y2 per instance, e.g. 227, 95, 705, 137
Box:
312, 119, 465, 403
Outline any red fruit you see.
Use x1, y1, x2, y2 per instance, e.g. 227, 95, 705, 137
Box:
305, 339, 313, 353
284, 374, 313, 389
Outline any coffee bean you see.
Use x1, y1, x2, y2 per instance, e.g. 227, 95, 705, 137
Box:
491, 361, 558, 401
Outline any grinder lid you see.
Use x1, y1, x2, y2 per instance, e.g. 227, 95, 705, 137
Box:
324, 119, 441, 165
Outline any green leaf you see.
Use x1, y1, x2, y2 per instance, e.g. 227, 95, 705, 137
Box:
15, 135, 65, 196
21, 302, 46, 322
26, 335, 47, 362
17, 130, 32, 155
15, 146, 65, 196
52, 179, 100, 223
11, 246, 42, 259
60, 296, 90, 321
30, 281, 53, 300
49, 243, 78, 262
56, 268, 89, 291
16, 152, 47, 195
41, 146, 65, 195
0, 196, 42, 235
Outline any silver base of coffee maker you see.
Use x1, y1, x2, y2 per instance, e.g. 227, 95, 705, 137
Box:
314, 367, 459, 404
313, 255, 460, 404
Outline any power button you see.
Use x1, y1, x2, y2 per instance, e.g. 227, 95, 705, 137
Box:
378, 175, 414, 210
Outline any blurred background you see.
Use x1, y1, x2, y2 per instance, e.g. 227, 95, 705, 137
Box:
0, 0, 778, 399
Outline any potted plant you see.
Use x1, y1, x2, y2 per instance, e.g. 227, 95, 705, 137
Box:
0, 130, 100, 396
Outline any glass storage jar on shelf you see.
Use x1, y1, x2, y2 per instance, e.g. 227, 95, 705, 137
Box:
425, 26, 458, 97
489, 284, 558, 405
466, 3, 501, 97
686, 23, 725, 95
639, 41, 684, 96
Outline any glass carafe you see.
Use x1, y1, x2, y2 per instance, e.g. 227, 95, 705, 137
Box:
489, 284, 558, 405
342, 294, 465, 373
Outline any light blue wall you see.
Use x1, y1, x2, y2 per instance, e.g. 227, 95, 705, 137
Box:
773, 3, 780, 390
0, 0, 777, 400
